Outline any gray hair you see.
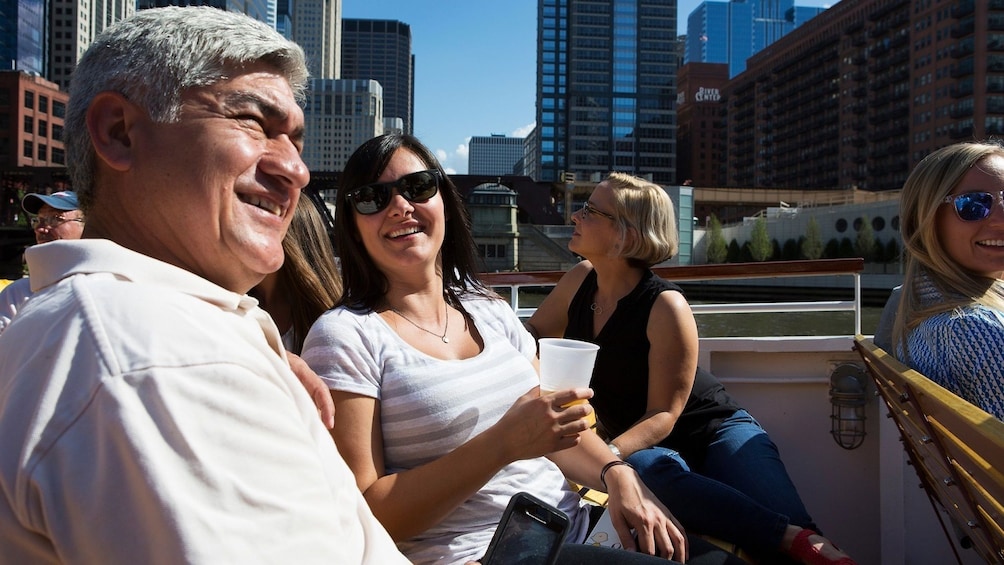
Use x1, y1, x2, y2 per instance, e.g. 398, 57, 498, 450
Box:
65, 6, 308, 210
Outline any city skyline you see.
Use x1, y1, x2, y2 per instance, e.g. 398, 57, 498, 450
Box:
342, 0, 836, 175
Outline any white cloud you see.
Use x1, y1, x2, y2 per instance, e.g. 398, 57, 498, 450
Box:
455, 142, 469, 159
512, 121, 536, 138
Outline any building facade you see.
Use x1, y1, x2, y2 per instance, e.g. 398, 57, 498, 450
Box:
467, 181, 520, 272
301, 78, 383, 172
684, 0, 825, 79
469, 134, 525, 176
291, 0, 340, 79
2, 0, 47, 75
341, 18, 413, 134
676, 62, 727, 187
0, 71, 68, 168
534, 0, 678, 185
721, 0, 1003, 192
49, 0, 134, 89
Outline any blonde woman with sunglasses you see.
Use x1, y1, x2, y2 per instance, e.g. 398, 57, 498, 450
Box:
893, 141, 1004, 420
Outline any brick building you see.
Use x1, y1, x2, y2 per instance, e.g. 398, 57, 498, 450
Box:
0, 71, 69, 169
714, 0, 1002, 191
676, 63, 729, 187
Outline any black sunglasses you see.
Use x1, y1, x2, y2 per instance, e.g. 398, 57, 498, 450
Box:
943, 191, 1004, 222
345, 169, 442, 215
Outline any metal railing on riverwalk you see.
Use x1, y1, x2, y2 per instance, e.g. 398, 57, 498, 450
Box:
479, 258, 865, 337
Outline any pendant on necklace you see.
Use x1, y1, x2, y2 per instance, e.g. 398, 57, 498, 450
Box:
442, 336, 450, 343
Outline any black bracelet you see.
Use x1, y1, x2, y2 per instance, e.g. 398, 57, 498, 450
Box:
599, 460, 634, 491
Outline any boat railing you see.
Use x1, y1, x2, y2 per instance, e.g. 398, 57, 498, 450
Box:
479, 258, 865, 336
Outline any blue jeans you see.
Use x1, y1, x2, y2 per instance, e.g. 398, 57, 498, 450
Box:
626, 410, 817, 562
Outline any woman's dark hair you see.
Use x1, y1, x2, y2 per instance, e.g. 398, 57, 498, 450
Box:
335, 133, 490, 309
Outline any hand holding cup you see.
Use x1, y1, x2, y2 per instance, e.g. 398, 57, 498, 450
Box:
538, 338, 600, 428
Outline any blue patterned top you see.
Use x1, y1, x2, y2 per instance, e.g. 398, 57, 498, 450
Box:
898, 277, 1004, 421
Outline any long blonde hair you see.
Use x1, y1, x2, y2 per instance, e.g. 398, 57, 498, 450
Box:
893, 141, 1004, 350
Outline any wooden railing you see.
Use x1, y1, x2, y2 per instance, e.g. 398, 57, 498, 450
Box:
854, 337, 1004, 564
480, 258, 865, 335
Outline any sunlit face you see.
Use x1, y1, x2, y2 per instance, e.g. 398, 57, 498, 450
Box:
33, 204, 84, 244
121, 64, 308, 293
352, 148, 446, 276
936, 154, 1004, 279
569, 181, 621, 259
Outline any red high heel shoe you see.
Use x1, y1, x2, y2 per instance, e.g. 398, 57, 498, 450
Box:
789, 529, 858, 565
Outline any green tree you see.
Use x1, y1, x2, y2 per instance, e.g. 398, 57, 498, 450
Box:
706, 215, 728, 264
749, 216, 772, 261
801, 217, 824, 260
855, 215, 877, 261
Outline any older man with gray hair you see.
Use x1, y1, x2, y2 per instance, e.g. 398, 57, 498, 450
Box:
0, 7, 407, 563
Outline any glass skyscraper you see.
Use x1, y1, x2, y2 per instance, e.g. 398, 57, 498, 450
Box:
341, 18, 413, 135
535, 0, 677, 184
684, 0, 825, 78
2, 0, 46, 75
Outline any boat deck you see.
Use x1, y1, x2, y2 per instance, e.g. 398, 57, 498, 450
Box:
482, 259, 986, 565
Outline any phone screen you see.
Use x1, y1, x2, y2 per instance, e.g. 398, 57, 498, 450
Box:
483, 492, 569, 565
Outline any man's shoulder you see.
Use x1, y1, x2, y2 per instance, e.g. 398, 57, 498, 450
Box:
24, 273, 271, 366
0, 278, 33, 309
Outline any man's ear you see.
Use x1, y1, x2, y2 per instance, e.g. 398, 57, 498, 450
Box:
86, 91, 140, 172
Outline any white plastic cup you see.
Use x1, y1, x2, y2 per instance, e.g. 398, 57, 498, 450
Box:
538, 338, 600, 427
538, 338, 600, 390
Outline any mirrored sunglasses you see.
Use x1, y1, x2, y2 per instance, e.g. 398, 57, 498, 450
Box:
943, 191, 1004, 222
345, 169, 442, 215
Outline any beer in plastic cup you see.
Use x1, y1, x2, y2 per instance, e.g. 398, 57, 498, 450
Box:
538, 338, 599, 428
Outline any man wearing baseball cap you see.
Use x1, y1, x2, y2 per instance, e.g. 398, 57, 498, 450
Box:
0, 190, 84, 333
21, 190, 85, 243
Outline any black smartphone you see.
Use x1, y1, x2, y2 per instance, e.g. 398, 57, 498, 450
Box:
482, 492, 570, 565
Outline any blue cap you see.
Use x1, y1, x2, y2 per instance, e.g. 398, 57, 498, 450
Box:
22, 191, 80, 214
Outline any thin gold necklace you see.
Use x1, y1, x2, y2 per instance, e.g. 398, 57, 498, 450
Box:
390, 302, 450, 343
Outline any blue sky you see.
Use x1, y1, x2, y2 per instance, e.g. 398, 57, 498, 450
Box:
342, 0, 837, 175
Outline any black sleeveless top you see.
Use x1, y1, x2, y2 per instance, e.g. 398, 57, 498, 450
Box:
565, 269, 742, 459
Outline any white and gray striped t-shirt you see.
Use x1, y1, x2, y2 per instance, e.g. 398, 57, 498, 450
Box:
303, 294, 589, 565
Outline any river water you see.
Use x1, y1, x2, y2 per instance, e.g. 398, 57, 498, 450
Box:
694, 307, 883, 338
512, 286, 884, 338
